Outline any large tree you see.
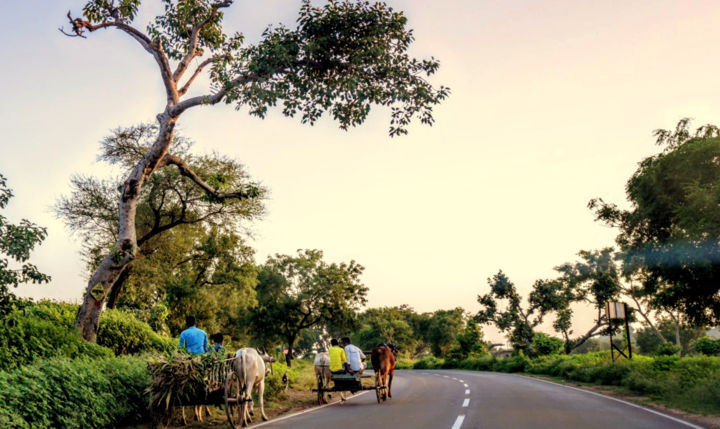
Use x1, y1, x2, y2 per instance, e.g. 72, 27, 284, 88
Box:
249, 249, 367, 366
354, 305, 421, 354
55, 124, 264, 310
590, 119, 720, 325
550, 248, 624, 353
62, 0, 448, 340
476, 271, 562, 353
0, 175, 51, 314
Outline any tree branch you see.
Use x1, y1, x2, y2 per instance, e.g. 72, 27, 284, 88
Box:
178, 55, 225, 96
172, 0, 233, 82
162, 154, 256, 200
61, 12, 178, 105
169, 72, 258, 117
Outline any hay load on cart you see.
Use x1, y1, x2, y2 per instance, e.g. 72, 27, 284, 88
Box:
147, 351, 234, 426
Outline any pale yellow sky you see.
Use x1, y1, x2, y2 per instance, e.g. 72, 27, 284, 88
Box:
2, 1, 720, 343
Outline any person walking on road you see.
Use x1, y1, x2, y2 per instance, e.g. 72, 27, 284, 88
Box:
179, 316, 209, 355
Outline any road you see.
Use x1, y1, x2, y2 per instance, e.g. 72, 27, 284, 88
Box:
255, 369, 703, 429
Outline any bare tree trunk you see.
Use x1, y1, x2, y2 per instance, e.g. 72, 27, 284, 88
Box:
106, 265, 132, 309
286, 335, 296, 367
626, 285, 667, 343
75, 116, 177, 341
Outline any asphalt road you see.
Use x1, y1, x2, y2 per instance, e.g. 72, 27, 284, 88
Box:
255, 369, 704, 429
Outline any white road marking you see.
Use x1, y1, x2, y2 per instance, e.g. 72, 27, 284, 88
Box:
463, 383, 468, 387
452, 377, 458, 380
453, 372, 704, 429
250, 391, 369, 428
451, 415, 465, 429
462, 398, 470, 407
465, 389, 470, 395
519, 375, 705, 429
459, 379, 464, 382
443, 375, 449, 378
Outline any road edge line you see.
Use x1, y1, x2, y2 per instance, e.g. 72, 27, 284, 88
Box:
249, 390, 369, 428
513, 374, 706, 429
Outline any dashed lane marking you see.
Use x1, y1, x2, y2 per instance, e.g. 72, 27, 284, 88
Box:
463, 383, 468, 387
465, 389, 470, 395
451, 415, 465, 429
462, 398, 470, 407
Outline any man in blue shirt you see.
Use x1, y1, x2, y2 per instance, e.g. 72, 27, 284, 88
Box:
179, 316, 209, 354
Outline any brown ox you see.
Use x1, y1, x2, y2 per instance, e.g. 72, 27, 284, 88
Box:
370, 345, 396, 401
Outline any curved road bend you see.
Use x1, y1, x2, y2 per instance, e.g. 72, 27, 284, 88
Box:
255, 369, 704, 429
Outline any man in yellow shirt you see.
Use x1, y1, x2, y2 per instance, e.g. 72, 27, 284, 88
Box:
328, 338, 347, 374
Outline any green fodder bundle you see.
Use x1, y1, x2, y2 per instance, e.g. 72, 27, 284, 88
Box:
147, 351, 231, 412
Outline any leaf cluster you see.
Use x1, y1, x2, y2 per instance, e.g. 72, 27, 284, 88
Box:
0, 175, 51, 314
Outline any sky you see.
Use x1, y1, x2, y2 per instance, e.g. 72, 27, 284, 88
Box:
2, 1, 720, 343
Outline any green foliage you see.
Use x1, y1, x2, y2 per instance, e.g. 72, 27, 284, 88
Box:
531, 333, 563, 356
0, 356, 150, 428
654, 342, 681, 356
249, 249, 367, 365
635, 318, 707, 356
425, 308, 466, 358
0, 304, 113, 372
0, 301, 174, 372
354, 306, 419, 355
476, 271, 549, 353
0, 174, 51, 314
412, 356, 445, 369
55, 125, 265, 337
695, 336, 720, 356
97, 308, 176, 355
591, 119, 720, 325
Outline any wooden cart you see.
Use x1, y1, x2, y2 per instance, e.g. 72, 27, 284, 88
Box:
313, 371, 387, 404
153, 355, 248, 428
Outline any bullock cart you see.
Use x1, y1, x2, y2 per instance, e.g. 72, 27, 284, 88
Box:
148, 353, 247, 428
313, 371, 387, 405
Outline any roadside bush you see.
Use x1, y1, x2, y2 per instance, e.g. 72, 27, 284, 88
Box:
0, 309, 113, 372
531, 333, 563, 356
413, 356, 444, 369
695, 336, 720, 356
395, 358, 416, 369
0, 356, 150, 428
655, 342, 681, 356
97, 309, 175, 355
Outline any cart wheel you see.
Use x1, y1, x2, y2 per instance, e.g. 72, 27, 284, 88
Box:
225, 371, 242, 429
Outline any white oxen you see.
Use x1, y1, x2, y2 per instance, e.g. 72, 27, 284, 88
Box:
233, 348, 275, 426
313, 352, 344, 403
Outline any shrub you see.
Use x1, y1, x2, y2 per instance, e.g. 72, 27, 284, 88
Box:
695, 336, 720, 356
531, 333, 563, 356
97, 309, 176, 355
413, 356, 444, 369
395, 358, 416, 369
655, 342, 681, 356
0, 309, 113, 372
0, 356, 150, 428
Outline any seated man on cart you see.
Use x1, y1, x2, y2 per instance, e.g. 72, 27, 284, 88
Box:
328, 338, 348, 374
342, 337, 366, 375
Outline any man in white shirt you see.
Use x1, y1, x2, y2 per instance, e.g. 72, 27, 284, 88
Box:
342, 337, 366, 374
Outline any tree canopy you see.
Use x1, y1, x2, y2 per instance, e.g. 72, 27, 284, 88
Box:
591, 119, 720, 325
248, 249, 367, 365
62, 0, 447, 340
